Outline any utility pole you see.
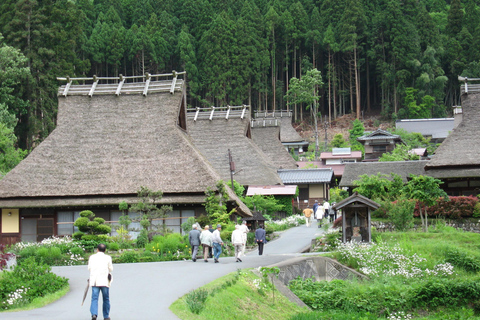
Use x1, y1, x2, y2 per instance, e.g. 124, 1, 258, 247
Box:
324, 116, 329, 151
228, 149, 235, 193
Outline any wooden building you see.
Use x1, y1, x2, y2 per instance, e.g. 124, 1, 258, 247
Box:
0, 73, 251, 245
424, 78, 480, 196
357, 129, 405, 161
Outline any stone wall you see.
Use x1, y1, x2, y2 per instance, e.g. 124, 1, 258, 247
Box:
371, 220, 480, 233
269, 256, 366, 286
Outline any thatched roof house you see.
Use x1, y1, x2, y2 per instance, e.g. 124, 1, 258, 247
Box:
253, 110, 308, 154
187, 106, 283, 186
0, 74, 250, 245
339, 161, 429, 188
424, 89, 480, 195
251, 126, 298, 170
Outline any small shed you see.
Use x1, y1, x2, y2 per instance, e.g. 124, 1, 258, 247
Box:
242, 211, 268, 231
332, 192, 380, 243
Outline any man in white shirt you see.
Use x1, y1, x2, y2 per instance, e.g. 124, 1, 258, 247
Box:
231, 225, 244, 262
239, 220, 249, 257
88, 243, 113, 320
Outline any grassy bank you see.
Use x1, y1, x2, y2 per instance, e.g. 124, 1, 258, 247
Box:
172, 226, 480, 319
170, 269, 308, 319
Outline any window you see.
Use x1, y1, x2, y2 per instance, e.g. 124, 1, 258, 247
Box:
373, 145, 386, 153
57, 211, 80, 236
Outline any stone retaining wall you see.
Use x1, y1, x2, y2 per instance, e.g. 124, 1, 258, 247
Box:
372, 220, 480, 233
270, 256, 366, 285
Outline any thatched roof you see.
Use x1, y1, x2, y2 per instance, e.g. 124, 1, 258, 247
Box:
251, 126, 298, 169
425, 92, 480, 178
280, 116, 305, 143
0, 80, 251, 216
186, 115, 283, 186
339, 161, 429, 187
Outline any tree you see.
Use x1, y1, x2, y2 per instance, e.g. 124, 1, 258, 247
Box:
330, 133, 348, 148
338, 0, 366, 119
128, 186, 173, 240
198, 11, 236, 106
177, 25, 199, 100
204, 181, 235, 226
353, 173, 404, 202
73, 210, 112, 240
348, 118, 364, 151
0, 36, 29, 177
285, 68, 323, 158
403, 175, 447, 232
378, 144, 420, 162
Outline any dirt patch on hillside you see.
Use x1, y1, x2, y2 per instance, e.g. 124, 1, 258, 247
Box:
294, 113, 393, 144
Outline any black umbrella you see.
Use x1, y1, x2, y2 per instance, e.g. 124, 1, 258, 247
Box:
81, 279, 89, 306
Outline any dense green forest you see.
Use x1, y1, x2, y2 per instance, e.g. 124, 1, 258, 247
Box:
0, 0, 479, 161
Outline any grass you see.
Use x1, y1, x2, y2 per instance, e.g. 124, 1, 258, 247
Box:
1, 284, 69, 313
170, 270, 308, 320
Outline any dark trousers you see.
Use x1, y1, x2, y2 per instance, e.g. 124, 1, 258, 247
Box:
257, 242, 264, 255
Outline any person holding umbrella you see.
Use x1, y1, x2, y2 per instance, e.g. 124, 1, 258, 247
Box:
88, 243, 113, 320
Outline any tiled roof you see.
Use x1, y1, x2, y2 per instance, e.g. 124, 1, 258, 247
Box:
277, 168, 333, 184
396, 118, 454, 139
246, 185, 298, 196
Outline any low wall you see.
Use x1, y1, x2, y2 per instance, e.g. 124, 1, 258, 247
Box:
372, 220, 480, 233
270, 256, 366, 285
258, 256, 366, 308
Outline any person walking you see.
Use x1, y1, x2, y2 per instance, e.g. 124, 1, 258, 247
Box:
188, 224, 201, 262
239, 220, 249, 257
303, 206, 313, 227
231, 225, 244, 262
315, 202, 325, 228
255, 224, 267, 256
212, 224, 224, 263
200, 225, 213, 262
313, 200, 319, 217
88, 243, 113, 320
323, 200, 333, 222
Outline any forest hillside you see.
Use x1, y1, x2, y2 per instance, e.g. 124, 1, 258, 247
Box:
0, 0, 478, 174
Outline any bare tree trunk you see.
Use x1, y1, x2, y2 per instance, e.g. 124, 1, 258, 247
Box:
355, 46, 361, 119
328, 50, 332, 124
419, 204, 425, 232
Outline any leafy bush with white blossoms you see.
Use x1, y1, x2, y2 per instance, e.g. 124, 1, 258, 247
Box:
266, 214, 305, 232
334, 241, 455, 279
10, 236, 86, 266
387, 311, 412, 320
2, 286, 30, 309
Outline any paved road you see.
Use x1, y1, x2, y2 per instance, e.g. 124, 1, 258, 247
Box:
2, 221, 323, 320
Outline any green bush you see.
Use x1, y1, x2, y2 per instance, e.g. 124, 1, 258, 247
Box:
136, 229, 148, 248
107, 242, 120, 251
445, 248, 480, 273
385, 199, 415, 231
115, 251, 140, 263
0, 257, 68, 310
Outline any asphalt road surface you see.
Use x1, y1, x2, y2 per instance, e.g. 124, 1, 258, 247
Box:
2, 221, 323, 320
